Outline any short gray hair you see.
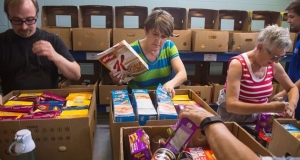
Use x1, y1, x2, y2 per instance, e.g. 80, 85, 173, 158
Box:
257, 25, 291, 52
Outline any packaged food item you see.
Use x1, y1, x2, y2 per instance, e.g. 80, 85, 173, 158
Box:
41, 92, 66, 102
132, 89, 157, 126
177, 151, 193, 160
129, 129, 152, 160
112, 90, 134, 122
184, 147, 216, 160
1, 105, 34, 114
255, 112, 284, 133
4, 100, 34, 106
151, 148, 176, 160
156, 84, 178, 120
281, 124, 300, 139
172, 95, 190, 101
164, 118, 198, 155
97, 40, 148, 83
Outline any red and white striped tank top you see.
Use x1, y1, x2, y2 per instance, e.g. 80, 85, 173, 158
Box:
224, 54, 273, 104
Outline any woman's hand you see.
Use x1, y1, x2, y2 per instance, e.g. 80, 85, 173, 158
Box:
162, 82, 175, 98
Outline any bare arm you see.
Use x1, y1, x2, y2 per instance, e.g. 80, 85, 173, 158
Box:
273, 63, 299, 117
32, 40, 81, 81
163, 56, 187, 97
179, 105, 260, 160
226, 59, 285, 114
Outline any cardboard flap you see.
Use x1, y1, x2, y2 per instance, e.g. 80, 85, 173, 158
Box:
219, 10, 250, 31
115, 6, 148, 28
79, 5, 113, 28
153, 7, 187, 30
187, 8, 219, 30
42, 6, 79, 28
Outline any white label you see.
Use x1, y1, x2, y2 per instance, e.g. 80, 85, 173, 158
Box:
86, 52, 99, 60
204, 54, 217, 61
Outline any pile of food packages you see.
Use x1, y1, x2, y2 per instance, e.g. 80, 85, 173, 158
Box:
0, 92, 92, 120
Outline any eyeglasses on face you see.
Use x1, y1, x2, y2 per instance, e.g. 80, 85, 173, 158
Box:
266, 49, 287, 61
9, 16, 37, 25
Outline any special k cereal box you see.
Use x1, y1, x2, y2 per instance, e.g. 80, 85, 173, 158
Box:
97, 40, 148, 83
112, 90, 135, 122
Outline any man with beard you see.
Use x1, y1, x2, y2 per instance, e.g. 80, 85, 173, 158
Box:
0, 0, 81, 104
273, 0, 300, 120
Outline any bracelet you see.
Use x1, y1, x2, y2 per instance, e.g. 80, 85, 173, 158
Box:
200, 116, 224, 136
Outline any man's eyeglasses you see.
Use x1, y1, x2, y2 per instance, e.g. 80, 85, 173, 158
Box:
9, 18, 37, 25
267, 49, 286, 61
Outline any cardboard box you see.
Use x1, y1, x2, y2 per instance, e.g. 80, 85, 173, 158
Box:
72, 28, 112, 51
114, 6, 148, 29
289, 33, 297, 53
179, 80, 212, 105
113, 28, 145, 45
40, 27, 72, 50
269, 119, 300, 156
219, 10, 251, 32
120, 122, 273, 160
41, 6, 79, 28
99, 74, 127, 105
110, 89, 217, 160
73, 5, 113, 51
268, 82, 278, 102
187, 8, 219, 30
207, 75, 227, 103
169, 29, 191, 51
229, 32, 259, 53
192, 30, 229, 52
249, 11, 281, 31
0, 88, 97, 160
153, 7, 187, 30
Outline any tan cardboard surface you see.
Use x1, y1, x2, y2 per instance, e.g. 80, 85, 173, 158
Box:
110, 89, 217, 160
40, 27, 72, 50
120, 122, 272, 160
250, 11, 281, 30
218, 10, 251, 32
179, 85, 212, 105
192, 30, 229, 52
153, 7, 187, 30
115, 6, 148, 29
169, 29, 191, 51
229, 32, 259, 53
0, 88, 96, 160
269, 119, 300, 156
78, 5, 113, 28
72, 28, 112, 51
207, 75, 227, 103
187, 8, 219, 30
41, 6, 79, 28
113, 28, 145, 45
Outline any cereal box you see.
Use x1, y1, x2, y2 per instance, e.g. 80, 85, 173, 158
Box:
156, 84, 178, 120
132, 89, 157, 126
112, 90, 135, 122
97, 40, 148, 83
129, 128, 152, 160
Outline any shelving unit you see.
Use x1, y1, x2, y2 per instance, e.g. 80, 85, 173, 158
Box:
70, 51, 293, 62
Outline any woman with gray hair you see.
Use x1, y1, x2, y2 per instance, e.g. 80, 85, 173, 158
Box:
217, 25, 299, 123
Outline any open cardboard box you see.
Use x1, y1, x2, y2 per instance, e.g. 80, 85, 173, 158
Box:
0, 88, 96, 160
109, 89, 218, 160
268, 119, 300, 156
120, 122, 273, 160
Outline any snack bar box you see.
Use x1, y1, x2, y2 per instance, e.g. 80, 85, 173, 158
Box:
0, 88, 96, 160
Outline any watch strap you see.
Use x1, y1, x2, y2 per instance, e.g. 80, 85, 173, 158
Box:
200, 116, 224, 136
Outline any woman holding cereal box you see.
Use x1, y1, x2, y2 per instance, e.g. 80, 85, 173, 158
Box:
109, 9, 187, 98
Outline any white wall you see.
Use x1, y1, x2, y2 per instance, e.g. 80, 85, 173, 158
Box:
0, 0, 293, 32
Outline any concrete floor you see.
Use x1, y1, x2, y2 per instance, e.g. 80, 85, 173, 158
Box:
93, 113, 112, 160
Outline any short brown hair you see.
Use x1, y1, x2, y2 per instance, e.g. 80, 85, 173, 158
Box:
285, 0, 300, 16
4, 0, 39, 17
144, 9, 174, 37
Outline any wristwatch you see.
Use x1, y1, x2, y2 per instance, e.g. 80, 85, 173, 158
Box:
200, 116, 224, 136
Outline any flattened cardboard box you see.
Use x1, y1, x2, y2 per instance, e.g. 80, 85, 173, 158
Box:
269, 119, 300, 156
120, 122, 273, 160
113, 28, 145, 45
192, 30, 229, 52
0, 88, 96, 160
169, 29, 191, 51
72, 28, 112, 51
110, 89, 217, 160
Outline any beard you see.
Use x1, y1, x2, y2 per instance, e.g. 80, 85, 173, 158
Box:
17, 28, 33, 38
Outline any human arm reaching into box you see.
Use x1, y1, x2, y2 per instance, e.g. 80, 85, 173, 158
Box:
217, 25, 299, 123
109, 9, 187, 98
180, 105, 299, 160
